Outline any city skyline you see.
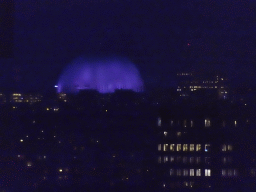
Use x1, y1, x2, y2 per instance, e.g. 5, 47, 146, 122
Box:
0, 0, 256, 92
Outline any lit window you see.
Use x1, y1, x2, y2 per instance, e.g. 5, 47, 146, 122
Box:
196, 157, 201, 164
190, 169, 194, 176
183, 157, 188, 163
183, 169, 189, 176
164, 131, 167, 136
222, 144, 227, 151
170, 120, 174, 126
205, 119, 211, 127
158, 144, 161, 151
27, 162, 32, 167
183, 120, 187, 127
170, 169, 175, 176
177, 169, 182, 176
163, 144, 168, 151
170, 156, 175, 163
234, 121, 237, 127
215, 86, 217, 88
164, 156, 168, 163
177, 144, 182, 151
205, 144, 211, 152
158, 117, 161, 127
158, 156, 161, 163
196, 144, 201, 151
20, 139, 23, 142
170, 144, 175, 151
222, 169, 226, 176
190, 144, 194, 151
196, 169, 201, 176
59, 168, 63, 172
205, 169, 211, 176
222, 157, 227, 164
228, 145, 232, 151
177, 132, 181, 136
190, 120, 193, 127
183, 144, 188, 151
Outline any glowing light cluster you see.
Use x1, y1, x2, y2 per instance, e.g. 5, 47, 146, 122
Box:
57, 57, 144, 93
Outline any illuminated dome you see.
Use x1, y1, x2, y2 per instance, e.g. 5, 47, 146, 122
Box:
57, 57, 144, 93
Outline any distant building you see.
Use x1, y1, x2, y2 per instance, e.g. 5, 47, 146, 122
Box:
177, 72, 228, 99
10, 93, 42, 103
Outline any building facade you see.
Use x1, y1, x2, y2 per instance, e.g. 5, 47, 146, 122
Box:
177, 72, 228, 99
156, 103, 255, 190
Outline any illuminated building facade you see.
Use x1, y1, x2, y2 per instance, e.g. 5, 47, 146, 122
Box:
10, 93, 42, 103
156, 104, 254, 190
177, 72, 228, 99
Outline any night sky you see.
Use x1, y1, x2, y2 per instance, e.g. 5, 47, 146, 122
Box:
1, 0, 256, 92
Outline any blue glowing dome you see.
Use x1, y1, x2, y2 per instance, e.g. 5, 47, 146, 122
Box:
57, 57, 144, 93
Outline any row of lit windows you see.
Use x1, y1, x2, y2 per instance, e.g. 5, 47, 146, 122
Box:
170, 169, 211, 177
222, 169, 238, 176
177, 86, 218, 91
159, 118, 209, 127
190, 85, 218, 88
158, 144, 232, 152
222, 145, 233, 151
158, 144, 210, 152
159, 118, 241, 128
159, 118, 210, 127
202, 81, 218, 84
158, 156, 210, 164
13, 93, 21, 96
12, 99, 41, 103
177, 73, 192, 76
159, 156, 232, 164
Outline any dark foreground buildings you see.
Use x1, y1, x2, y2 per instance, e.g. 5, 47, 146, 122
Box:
0, 86, 255, 191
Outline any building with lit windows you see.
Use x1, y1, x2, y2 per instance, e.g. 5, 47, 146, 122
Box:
177, 72, 228, 99
57, 93, 67, 102
10, 93, 42, 103
156, 103, 255, 190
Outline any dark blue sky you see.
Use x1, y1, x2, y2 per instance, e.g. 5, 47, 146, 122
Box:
1, 0, 256, 92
